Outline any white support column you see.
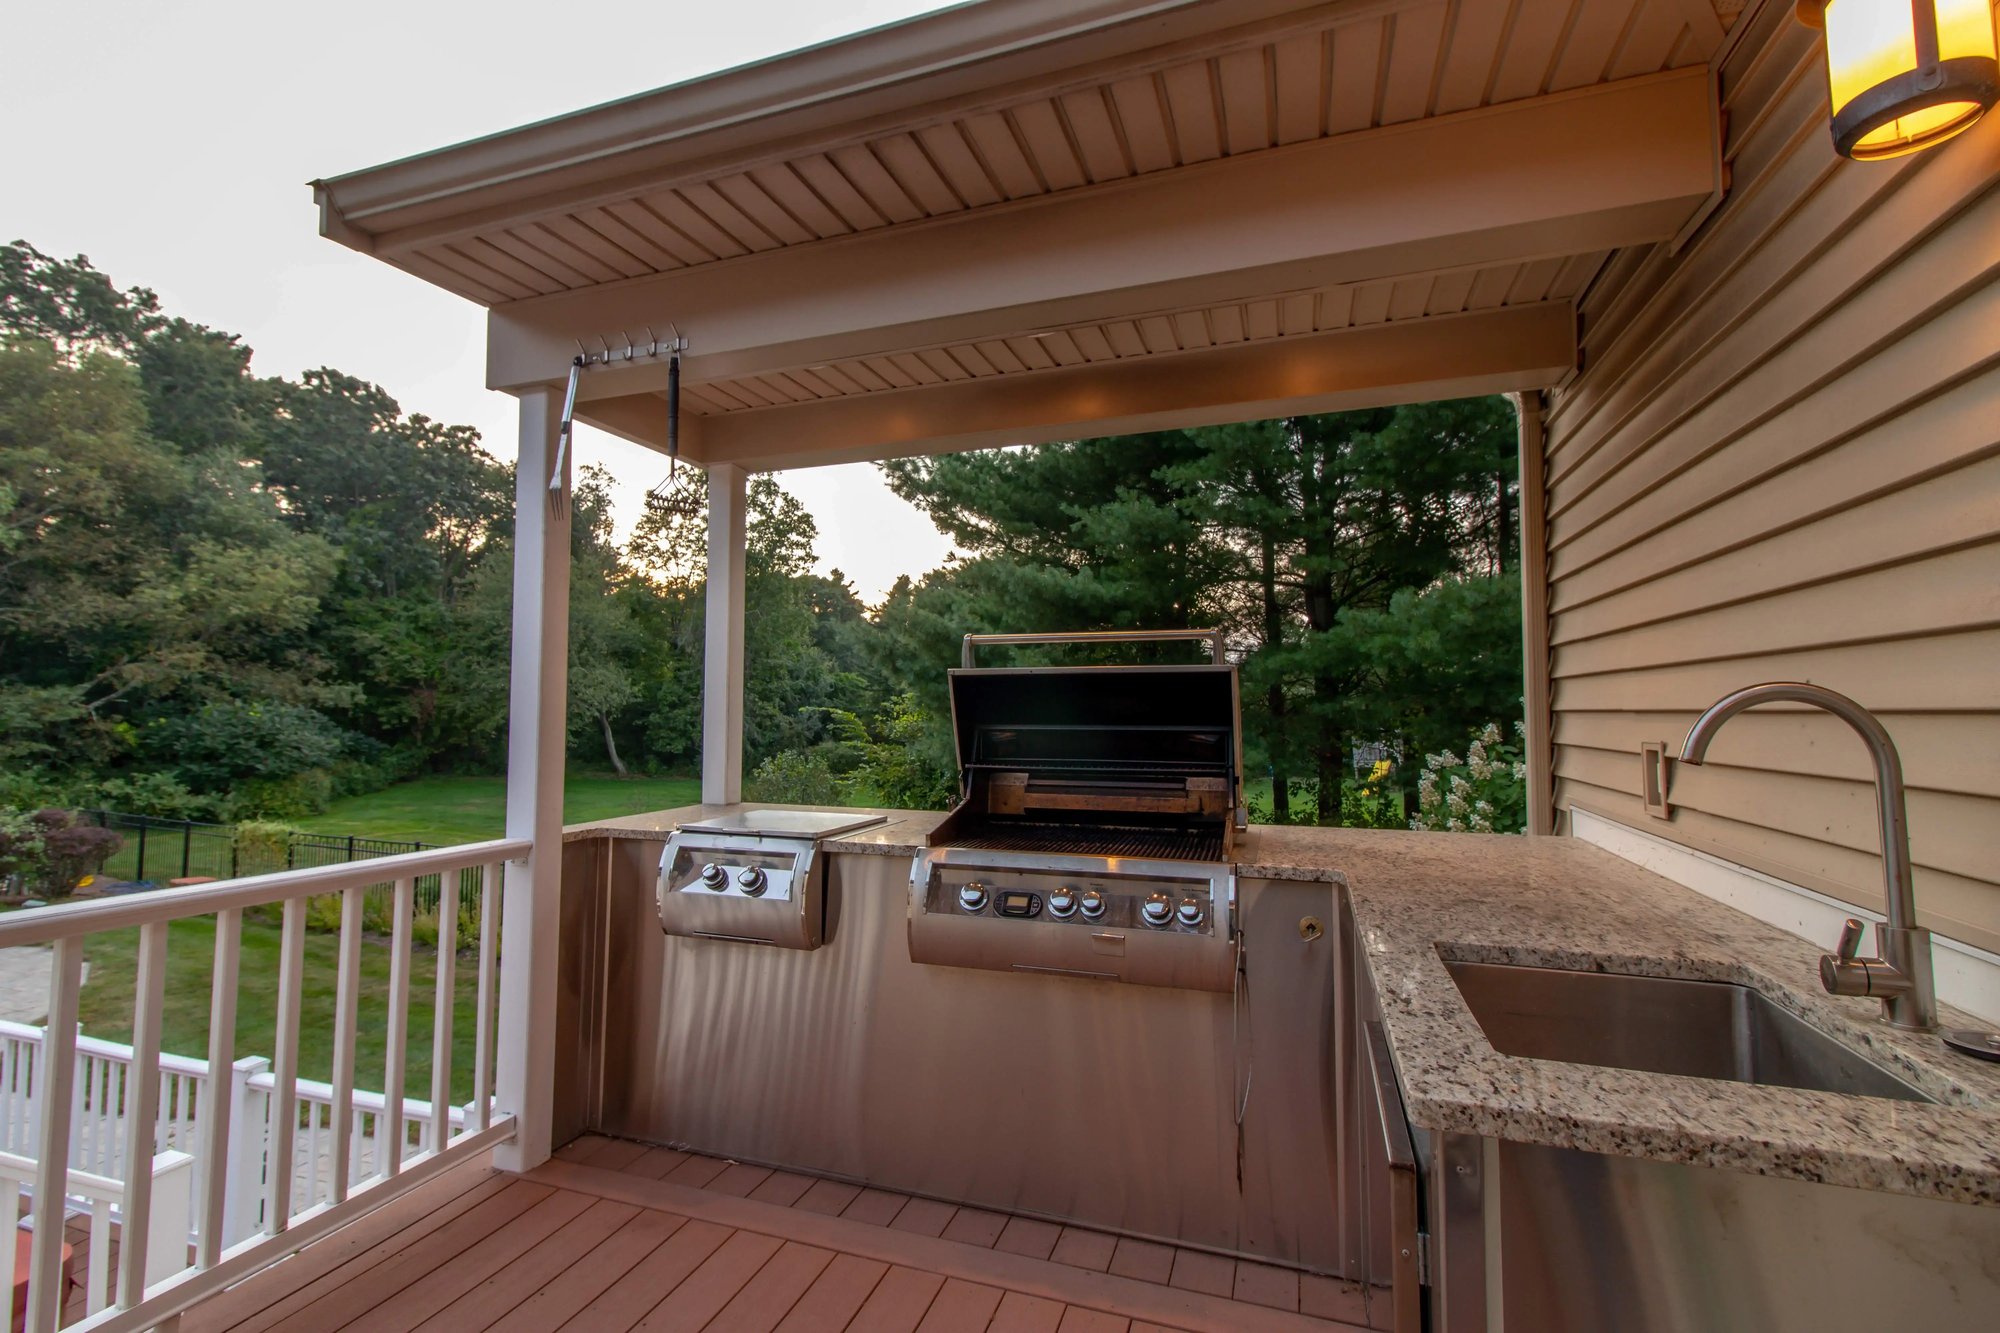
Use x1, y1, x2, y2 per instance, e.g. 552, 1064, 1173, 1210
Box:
494, 386, 569, 1172
1513, 391, 1555, 837
702, 462, 747, 805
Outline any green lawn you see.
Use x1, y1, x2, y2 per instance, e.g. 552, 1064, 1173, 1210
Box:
295, 771, 701, 847
78, 914, 482, 1103
68, 772, 699, 1098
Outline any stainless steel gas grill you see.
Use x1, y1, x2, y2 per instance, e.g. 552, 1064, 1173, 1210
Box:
908, 629, 1243, 991
659, 808, 885, 949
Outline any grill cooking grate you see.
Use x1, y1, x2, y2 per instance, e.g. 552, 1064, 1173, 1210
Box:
947, 824, 1224, 862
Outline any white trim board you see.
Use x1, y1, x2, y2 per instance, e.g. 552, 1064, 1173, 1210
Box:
1570, 808, 2000, 1025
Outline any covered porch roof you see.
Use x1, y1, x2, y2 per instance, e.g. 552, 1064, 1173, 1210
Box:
314, 0, 1737, 470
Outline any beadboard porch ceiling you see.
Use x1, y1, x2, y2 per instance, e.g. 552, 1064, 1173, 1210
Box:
315, 0, 1742, 469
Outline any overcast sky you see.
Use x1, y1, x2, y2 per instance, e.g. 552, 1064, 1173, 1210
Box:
2, 0, 958, 603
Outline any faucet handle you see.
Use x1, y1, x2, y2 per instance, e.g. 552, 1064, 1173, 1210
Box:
1834, 917, 1866, 962
1821, 917, 1914, 1003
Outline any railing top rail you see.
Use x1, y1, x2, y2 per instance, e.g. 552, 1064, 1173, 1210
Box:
0, 838, 528, 947
0, 1021, 210, 1077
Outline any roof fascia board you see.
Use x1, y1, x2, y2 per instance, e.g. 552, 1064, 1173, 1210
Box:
317, 0, 1392, 243
487, 69, 1718, 393
599, 302, 1575, 469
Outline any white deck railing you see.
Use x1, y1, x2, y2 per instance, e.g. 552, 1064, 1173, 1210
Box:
0, 1022, 469, 1259
0, 838, 526, 1333
0, 1149, 193, 1321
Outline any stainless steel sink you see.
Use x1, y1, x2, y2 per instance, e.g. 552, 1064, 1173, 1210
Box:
1444, 960, 1934, 1102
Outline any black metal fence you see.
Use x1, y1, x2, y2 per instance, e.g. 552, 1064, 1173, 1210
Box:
85, 811, 244, 884
76, 810, 494, 937
286, 831, 471, 916
79, 812, 479, 911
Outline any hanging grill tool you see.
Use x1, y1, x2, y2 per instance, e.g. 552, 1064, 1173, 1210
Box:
549, 328, 687, 518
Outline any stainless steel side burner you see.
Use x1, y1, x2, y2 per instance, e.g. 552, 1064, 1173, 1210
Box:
660, 808, 885, 949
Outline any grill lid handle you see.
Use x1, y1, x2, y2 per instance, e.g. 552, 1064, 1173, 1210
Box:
961, 628, 1226, 668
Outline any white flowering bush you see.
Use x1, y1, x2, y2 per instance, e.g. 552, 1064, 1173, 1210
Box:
1410, 721, 1528, 834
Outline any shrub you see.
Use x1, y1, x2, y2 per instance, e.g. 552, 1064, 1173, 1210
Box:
848, 694, 956, 811
1245, 768, 1406, 828
11, 809, 124, 897
88, 772, 213, 820
143, 700, 350, 793
0, 810, 42, 891
233, 820, 296, 877
1409, 722, 1527, 833
223, 769, 334, 820
744, 750, 844, 806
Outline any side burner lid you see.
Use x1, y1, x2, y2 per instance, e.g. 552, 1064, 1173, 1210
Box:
677, 808, 887, 839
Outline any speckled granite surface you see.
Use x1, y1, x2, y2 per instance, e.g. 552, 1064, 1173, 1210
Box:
567, 808, 2000, 1206
1317, 828, 2000, 1207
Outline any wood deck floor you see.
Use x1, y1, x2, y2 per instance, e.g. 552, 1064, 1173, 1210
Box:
178, 1135, 1379, 1332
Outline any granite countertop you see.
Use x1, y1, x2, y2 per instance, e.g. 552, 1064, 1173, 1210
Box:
565, 806, 2000, 1205
1318, 828, 2000, 1207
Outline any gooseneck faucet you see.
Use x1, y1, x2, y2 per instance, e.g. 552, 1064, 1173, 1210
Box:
1677, 683, 1937, 1032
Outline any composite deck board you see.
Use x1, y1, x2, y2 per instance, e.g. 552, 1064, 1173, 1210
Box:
704, 1241, 836, 1332
484, 1208, 689, 1333
176, 1136, 1368, 1333
773, 1254, 892, 1332
263, 1180, 558, 1331
412, 1197, 641, 1330
914, 1276, 1005, 1330
557, 1217, 732, 1331
629, 1228, 784, 1330
847, 1264, 946, 1331
186, 1158, 511, 1333
354, 1187, 600, 1331
988, 1291, 1066, 1333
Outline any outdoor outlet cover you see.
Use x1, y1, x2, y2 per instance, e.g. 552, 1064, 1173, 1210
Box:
1640, 742, 1673, 819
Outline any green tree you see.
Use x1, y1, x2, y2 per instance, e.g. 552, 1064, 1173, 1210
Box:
879, 399, 1522, 824
1, 241, 512, 809
0, 338, 339, 790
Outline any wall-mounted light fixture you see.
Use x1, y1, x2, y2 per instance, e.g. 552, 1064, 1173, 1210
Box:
1797, 1, 1999, 159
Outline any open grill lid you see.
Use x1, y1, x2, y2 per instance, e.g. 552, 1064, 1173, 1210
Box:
948, 665, 1240, 788
935, 631, 1245, 859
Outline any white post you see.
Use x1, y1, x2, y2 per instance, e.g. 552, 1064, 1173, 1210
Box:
703, 462, 747, 804
144, 1151, 195, 1286
1513, 391, 1555, 837
221, 1056, 268, 1247
494, 386, 569, 1172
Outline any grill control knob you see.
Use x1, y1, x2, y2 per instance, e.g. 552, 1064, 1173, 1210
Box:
699, 863, 729, 890
1175, 897, 1205, 929
1141, 893, 1174, 928
736, 866, 768, 896
1079, 889, 1107, 921
1046, 887, 1079, 919
958, 882, 990, 913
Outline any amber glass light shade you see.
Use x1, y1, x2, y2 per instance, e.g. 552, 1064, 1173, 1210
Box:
1801, 0, 2000, 158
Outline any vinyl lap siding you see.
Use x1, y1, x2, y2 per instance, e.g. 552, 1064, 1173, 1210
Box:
1540, 2, 2000, 953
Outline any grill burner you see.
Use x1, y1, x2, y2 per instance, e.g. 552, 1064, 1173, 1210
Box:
944, 823, 1224, 862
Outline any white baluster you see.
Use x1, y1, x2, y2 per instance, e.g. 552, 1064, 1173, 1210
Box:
116, 920, 167, 1308
26, 938, 82, 1333
265, 900, 306, 1233
198, 909, 240, 1266
429, 869, 460, 1156
382, 877, 414, 1177
473, 862, 499, 1131
329, 886, 363, 1202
